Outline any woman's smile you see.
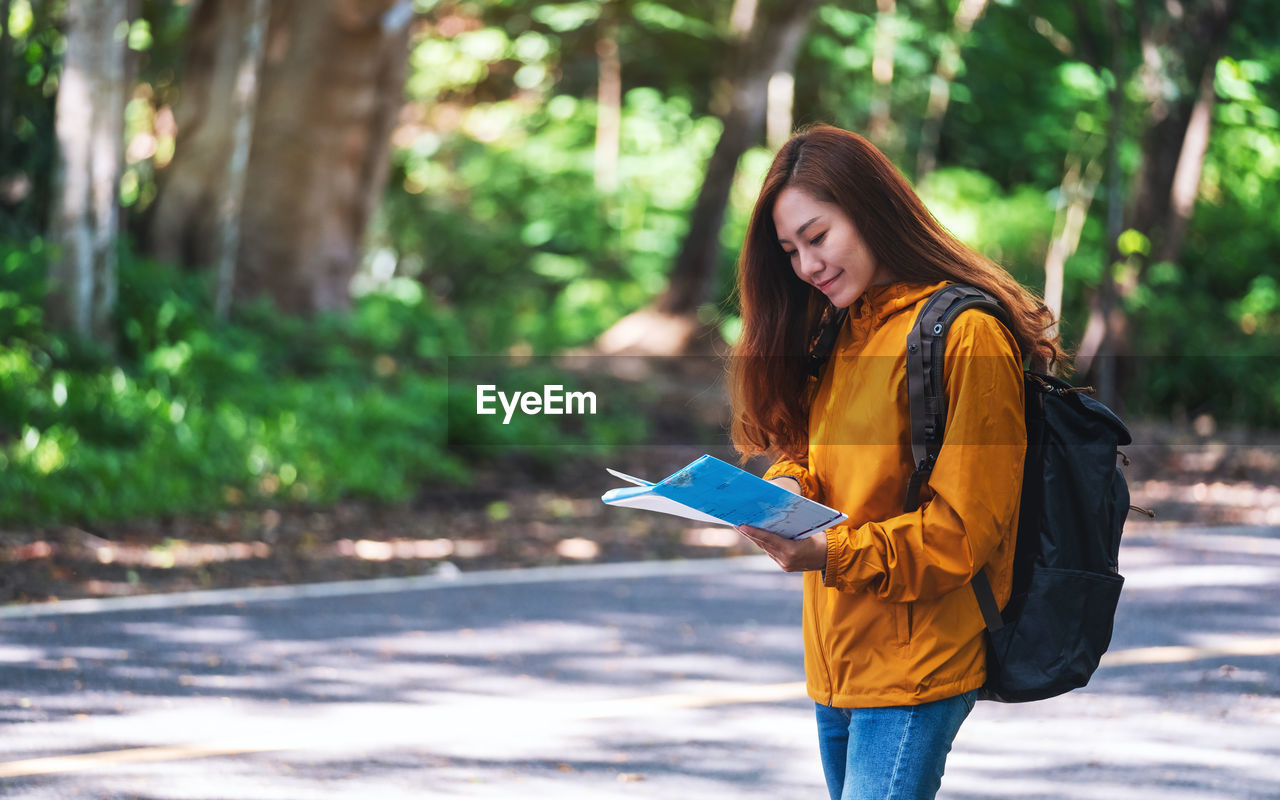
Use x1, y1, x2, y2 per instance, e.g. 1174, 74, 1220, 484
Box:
814, 272, 842, 291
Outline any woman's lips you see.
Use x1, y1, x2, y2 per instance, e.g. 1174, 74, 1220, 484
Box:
815, 274, 840, 291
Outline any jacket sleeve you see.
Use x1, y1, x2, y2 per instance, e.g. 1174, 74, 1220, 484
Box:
821, 311, 1026, 603
763, 457, 823, 502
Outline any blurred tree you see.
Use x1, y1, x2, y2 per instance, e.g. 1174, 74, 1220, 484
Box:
145, 0, 414, 314
797, 1, 961, 179
594, 0, 621, 193
1070, 0, 1239, 405
1066, 0, 1129, 403
0, 0, 13, 174
145, 0, 264, 278
599, 0, 818, 355
212, 0, 269, 321
1042, 130, 1104, 338
47, 0, 129, 343
915, 0, 989, 179
1129, 0, 1237, 265
867, 0, 897, 153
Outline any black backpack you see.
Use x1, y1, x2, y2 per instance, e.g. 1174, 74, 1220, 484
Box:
809, 283, 1148, 703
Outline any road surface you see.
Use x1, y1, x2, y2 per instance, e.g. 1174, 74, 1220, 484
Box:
1, 524, 1278, 799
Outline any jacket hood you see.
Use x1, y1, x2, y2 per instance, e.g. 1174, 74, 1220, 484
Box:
848, 280, 950, 328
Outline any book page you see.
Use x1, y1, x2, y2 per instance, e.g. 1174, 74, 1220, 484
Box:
602, 455, 846, 539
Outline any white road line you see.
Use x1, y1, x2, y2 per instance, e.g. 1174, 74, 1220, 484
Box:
0, 743, 289, 778
1101, 636, 1280, 667
1124, 526, 1280, 556
3, 524, 1276, 620
0, 555, 780, 619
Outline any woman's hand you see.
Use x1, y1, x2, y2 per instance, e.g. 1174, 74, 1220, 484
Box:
770, 475, 802, 495
735, 525, 828, 573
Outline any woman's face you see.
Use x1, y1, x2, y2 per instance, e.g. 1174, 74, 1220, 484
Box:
772, 186, 890, 309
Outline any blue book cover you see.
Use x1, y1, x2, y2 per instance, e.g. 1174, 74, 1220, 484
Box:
602, 455, 847, 539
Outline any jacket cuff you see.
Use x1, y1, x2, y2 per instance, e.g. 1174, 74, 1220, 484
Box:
763, 460, 820, 500
822, 525, 872, 590
823, 528, 845, 588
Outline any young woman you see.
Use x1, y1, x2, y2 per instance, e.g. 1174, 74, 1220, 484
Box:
729, 124, 1064, 800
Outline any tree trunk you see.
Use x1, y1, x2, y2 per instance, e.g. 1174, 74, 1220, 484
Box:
47, 0, 128, 343
1129, 0, 1236, 268
145, 0, 263, 271
654, 0, 817, 318
214, 0, 271, 321
1159, 56, 1217, 264
1075, 0, 1236, 406
915, 0, 989, 180
146, 0, 413, 315
1074, 0, 1126, 406
766, 70, 795, 151
596, 0, 817, 355
1043, 147, 1102, 342
593, 5, 621, 194
867, 0, 897, 152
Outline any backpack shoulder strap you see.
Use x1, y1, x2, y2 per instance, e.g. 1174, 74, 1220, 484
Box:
971, 570, 1005, 632
903, 284, 1009, 513
905, 283, 1012, 635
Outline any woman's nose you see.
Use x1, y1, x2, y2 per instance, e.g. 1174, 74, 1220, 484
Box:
797, 249, 821, 278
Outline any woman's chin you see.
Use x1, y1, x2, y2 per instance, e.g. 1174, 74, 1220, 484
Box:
823, 281, 862, 309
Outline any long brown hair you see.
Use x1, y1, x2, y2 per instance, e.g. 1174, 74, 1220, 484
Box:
729, 124, 1064, 461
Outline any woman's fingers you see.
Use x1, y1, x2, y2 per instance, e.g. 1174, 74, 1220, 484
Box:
734, 525, 826, 572
735, 525, 779, 552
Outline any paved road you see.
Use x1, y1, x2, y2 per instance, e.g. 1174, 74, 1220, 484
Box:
1, 524, 1278, 799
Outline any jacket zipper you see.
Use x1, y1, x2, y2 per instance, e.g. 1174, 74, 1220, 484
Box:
812, 576, 835, 704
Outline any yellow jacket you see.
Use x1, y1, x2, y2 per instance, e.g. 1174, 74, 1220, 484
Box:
764, 281, 1025, 708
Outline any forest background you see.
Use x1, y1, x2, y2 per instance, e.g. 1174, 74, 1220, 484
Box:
1, 0, 1278, 600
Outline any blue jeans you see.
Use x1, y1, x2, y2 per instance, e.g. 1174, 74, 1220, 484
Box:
815, 690, 977, 800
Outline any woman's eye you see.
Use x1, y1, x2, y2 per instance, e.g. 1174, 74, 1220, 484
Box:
810, 233, 826, 246
783, 249, 797, 258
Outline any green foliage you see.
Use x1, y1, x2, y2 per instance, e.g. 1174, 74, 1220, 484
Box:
0, 234, 652, 525
0, 238, 475, 525
378, 86, 721, 351
917, 168, 1055, 287
7, 0, 1280, 534
376, 0, 1280, 435
1118, 44, 1280, 427
1, 0, 62, 238
1, 0, 193, 235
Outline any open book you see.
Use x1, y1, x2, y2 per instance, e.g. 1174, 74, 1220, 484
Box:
601, 454, 847, 540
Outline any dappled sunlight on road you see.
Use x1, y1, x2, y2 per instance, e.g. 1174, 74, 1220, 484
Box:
949, 689, 1280, 799
1, 528, 1279, 798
